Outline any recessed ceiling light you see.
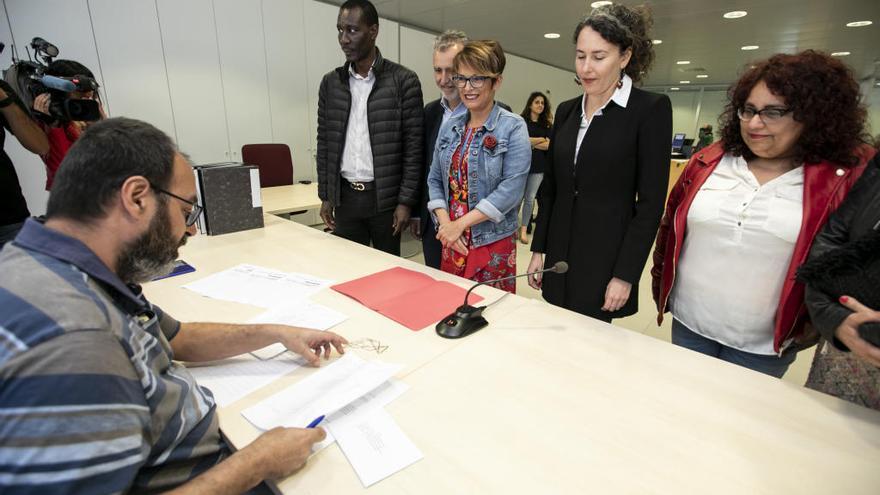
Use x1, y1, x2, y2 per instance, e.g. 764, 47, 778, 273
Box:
846, 21, 872, 27
652, 39, 663, 45
544, 33, 561, 39
741, 45, 759, 51
696, 74, 709, 79
723, 11, 748, 19
831, 51, 851, 56
670, 87, 680, 91
591, 1, 612, 7
676, 60, 691, 65
679, 80, 691, 84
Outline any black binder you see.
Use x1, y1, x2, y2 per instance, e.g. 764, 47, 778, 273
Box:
192, 162, 264, 235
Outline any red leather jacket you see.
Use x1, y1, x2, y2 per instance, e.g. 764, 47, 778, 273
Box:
651, 142, 876, 353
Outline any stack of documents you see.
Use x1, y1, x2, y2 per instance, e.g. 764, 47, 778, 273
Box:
187, 352, 307, 407
242, 353, 423, 487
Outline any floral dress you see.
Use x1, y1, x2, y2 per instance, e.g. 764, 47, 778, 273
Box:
440, 127, 517, 293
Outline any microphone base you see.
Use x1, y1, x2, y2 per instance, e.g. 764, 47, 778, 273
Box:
435, 304, 488, 339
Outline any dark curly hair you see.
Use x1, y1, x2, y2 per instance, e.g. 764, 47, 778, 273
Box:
720, 50, 869, 166
520, 92, 553, 128
572, 4, 655, 83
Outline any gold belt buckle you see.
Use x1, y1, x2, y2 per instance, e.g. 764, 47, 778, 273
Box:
350, 182, 366, 191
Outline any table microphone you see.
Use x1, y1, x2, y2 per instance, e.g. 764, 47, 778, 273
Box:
435, 261, 568, 339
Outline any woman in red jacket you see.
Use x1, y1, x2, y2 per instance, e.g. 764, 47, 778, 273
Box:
651, 50, 876, 378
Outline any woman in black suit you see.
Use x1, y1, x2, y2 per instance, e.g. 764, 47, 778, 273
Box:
528, 4, 672, 322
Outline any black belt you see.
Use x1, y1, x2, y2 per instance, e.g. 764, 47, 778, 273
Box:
344, 180, 375, 191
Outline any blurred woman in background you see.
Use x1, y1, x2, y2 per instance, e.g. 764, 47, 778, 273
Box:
517, 91, 552, 244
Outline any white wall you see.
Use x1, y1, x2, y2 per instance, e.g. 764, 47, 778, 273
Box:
495, 54, 581, 117
695, 89, 728, 133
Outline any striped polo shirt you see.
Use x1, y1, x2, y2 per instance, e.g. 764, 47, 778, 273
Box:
0, 219, 226, 493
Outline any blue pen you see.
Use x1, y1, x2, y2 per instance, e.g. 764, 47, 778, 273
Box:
306, 415, 325, 428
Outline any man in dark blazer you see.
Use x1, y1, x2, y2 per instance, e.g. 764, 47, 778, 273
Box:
413, 30, 468, 268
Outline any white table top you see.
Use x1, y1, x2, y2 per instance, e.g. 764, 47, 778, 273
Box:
143, 215, 880, 494
261, 183, 321, 215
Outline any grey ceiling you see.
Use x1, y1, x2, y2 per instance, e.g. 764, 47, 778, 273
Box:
323, 0, 880, 88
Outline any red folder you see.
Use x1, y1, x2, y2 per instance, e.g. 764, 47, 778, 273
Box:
331, 267, 483, 331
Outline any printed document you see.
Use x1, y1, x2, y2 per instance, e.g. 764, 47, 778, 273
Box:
248, 300, 347, 331
183, 263, 333, 308
241, 353, 402, 430
186, 353, 305, 407
311, 379, 410, 453
329, 407, 424, 487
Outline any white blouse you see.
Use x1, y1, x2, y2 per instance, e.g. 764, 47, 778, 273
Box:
670, 154, 804, 355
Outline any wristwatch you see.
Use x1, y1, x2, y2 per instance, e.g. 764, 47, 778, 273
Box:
0, 96, 14, 108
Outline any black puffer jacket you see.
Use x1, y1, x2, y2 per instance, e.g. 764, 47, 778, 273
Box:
316, 50, 424, 212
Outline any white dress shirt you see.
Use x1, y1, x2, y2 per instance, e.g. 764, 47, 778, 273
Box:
340, 64, 376, 182
574, 74, 633, 162
670, 154, 804, 354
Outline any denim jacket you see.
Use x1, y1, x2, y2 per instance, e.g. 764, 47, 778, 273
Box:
427, 104, 531, 248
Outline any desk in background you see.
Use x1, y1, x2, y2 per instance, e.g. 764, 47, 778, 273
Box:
144, 215, 880, 494
261, 183, 322, 225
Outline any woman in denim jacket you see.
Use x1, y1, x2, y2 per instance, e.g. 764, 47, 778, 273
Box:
427, 40, 530, 293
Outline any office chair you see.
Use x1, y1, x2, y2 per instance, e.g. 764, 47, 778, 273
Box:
241, 143, 294, 187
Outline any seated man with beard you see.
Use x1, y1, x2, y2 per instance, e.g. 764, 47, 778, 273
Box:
0, 118, 347, 494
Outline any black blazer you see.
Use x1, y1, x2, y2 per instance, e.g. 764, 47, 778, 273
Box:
418, 99, 445, 237
532, 88, 672, 319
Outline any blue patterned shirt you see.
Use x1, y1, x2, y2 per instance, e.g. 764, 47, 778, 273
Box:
0, 219, 226, 494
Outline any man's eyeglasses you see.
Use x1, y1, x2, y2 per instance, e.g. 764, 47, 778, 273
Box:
150, 184, 202, 227
737, 106, 792, 124
452, 75, 496, 89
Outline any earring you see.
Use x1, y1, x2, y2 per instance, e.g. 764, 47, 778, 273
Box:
617, 69, 625, 89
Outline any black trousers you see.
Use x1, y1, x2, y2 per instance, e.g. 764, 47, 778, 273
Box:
420, 223, 442, 269
334, 183, 400, 256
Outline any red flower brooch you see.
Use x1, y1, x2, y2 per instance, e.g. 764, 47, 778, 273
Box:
483, 134, 498, 150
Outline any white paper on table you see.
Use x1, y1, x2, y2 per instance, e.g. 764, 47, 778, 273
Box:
249, 342, 290, 361
328, 407, 424, 487
186, 353, 306, 407
241, 353, 402, 430
311, 379, 410, 453
249, 301, 348, 331
182, 264, 334, 308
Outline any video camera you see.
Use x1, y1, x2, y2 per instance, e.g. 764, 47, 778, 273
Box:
2, 37, 102, 122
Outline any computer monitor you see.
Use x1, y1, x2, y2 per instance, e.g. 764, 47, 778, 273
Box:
671, 133, 686, 152
681, 138, 695, 157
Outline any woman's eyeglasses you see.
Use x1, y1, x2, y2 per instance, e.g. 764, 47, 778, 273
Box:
452, 75, 496, 89
737, 106, 791, 124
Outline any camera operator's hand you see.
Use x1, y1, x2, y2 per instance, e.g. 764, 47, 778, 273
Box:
33, 93, 50, 115
0, 83, 49, 155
